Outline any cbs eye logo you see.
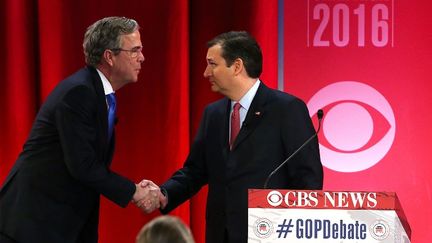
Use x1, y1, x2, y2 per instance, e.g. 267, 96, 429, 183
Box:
267, 190, 283, 206
307, 81, 396, 172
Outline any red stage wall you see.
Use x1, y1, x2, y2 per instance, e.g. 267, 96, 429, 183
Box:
0, 1, 430, 242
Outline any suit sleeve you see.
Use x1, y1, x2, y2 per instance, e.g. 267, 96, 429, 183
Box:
55, 85, 135, 207
282, 98, 323, 189
160, 108, 210, 213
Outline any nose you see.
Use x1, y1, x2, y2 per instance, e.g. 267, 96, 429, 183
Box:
138, 51, 145, 63
203, 65, 211, 78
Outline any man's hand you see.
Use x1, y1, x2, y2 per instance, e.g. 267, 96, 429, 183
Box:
140, 180, 168, 209
132, 179, 160, 213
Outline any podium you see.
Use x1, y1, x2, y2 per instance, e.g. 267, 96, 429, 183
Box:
248, 190, 411, 242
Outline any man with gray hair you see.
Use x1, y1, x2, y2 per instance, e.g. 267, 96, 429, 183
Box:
0, 16, 158, 243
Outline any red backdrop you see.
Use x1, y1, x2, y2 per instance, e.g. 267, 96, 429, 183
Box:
284, 0, 432, 242
0, 0, 429, 242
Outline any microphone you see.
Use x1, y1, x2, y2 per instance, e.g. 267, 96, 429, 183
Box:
263, 109, 324, 189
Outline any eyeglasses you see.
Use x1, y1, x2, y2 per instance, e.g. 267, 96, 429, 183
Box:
111, 46, 143, 58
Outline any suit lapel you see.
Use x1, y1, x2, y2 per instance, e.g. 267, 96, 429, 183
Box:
87, 66, 111, 159
231, 82, 269, 150
220, 99, 231, 156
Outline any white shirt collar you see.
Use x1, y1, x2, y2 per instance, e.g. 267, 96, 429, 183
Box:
96, 69, 114, 95
231, 79, 261, 110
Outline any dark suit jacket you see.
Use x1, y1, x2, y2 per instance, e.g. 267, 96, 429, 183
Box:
0, 66, 135, 243
161, 82, 323, 243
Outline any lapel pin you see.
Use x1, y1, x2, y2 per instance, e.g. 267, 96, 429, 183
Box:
255, 111, 261, 116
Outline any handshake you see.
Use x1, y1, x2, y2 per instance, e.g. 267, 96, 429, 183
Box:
131, 180, 168, 213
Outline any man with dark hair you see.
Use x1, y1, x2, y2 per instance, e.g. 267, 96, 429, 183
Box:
0, 17, 159, 243
144, 31, 323, 243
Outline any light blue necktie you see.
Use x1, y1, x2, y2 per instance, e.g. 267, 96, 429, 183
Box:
106, 93, 116, 141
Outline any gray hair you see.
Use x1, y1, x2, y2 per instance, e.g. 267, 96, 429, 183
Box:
83, 16, 139, 66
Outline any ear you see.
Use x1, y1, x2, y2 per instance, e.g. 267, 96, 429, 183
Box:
233, 58, 244, 76
103, 49, 115, 67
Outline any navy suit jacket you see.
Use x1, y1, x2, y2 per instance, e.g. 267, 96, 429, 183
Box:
161, 82, 323, 243
0, 66, 135, 243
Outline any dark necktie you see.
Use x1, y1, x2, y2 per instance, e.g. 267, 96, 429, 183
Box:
106, 93, 116, 141
230, 102, 241, 150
